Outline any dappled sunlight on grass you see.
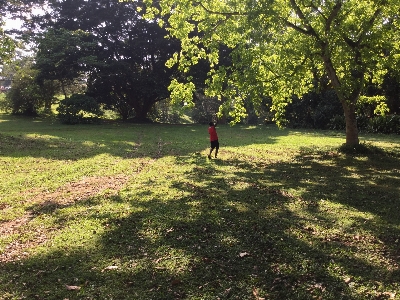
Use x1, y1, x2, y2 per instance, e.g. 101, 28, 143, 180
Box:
1, 116, 400, 299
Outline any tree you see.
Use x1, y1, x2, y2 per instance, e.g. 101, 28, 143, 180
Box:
146, 0, 400, 145
0, 1, 16, 64
34, 0, 180, 121
382, 71, 400, 114
35, 28, 97, 99
5, 60, 43, 115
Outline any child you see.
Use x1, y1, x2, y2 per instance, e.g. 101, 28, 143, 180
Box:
208, 121, 219, 159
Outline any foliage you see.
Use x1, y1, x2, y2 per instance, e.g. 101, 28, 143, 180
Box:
328, 114, 346, 131
3, 60, 60, 115
358, 95, 389, 117
4, 64, 42, 115
0, 116, 400, 299
368, 114, 400, 134
35, 28, 97, 98
382, 71, 400, 114
0, 21, 16, 64
57, 93, 103, 124
328, 114, 400, 135
148, 98, 182, 124
146, 0, 400, 145
286, 90, 342, 129
190, 93, 221, 124
34, 0, 181, 121
287, 90, 399, 134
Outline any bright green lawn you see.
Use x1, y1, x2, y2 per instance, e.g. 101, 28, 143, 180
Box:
0, 113, 400, 300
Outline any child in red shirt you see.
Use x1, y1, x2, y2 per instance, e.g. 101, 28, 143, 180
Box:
208, 121, 219, 159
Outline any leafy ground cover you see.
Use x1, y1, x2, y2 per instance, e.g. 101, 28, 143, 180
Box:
0, 114, 399, 300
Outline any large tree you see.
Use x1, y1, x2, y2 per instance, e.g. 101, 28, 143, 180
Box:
147, 0, 400, 145
35, 28, 96, 99
34, 0, 180, 121
0, 1, 17, 64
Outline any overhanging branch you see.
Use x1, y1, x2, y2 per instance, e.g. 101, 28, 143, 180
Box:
193, 1, 247, 17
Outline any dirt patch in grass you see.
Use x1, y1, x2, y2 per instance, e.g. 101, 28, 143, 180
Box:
0, 174, 130, 263
30, 174, 130, 205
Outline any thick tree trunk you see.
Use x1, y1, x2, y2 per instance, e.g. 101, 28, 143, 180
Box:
131, 99, 155, 122
44, 98, 52, 112
342, 100, 359, 146
60, 80, 67, 99
321, 47, 360, 146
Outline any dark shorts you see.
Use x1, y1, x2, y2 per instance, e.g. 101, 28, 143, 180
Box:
210, 140, 219, 149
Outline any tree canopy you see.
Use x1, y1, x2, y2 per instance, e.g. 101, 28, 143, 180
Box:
0, 1, 17, 64
34, 0, 180, 121
146, 0, 400, 145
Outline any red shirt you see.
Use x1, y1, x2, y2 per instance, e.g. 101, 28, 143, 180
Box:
208, 125, 218, 141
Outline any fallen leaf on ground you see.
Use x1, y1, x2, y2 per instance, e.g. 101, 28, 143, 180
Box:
102, 265, 119, 272
65, 285, 81, 291
344, 277, 352, 284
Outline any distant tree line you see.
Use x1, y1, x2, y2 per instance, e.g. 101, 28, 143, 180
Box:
0, 0, 399, 135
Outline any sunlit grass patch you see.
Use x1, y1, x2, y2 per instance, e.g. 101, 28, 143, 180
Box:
1, 115, 400, 299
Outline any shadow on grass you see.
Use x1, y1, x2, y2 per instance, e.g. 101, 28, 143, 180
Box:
1, 148, 399, 299
0, 120, 285, 161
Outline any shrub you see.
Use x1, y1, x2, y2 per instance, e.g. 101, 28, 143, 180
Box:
191, 94, 220, 124
328, 115, 346, 130
286, 90, 342, 129
148, 99, 182, 124
5, 69, 43, 116
367, 114, 400, 134
57, 94, 103, 124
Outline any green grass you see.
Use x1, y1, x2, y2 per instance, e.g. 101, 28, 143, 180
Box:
0, 113, 400, 300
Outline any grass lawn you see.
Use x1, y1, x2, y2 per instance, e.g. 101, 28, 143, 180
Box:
0, 113, 400, 300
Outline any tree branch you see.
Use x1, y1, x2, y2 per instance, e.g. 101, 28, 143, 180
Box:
288, 0, 320, 39
193, 1, 247, 17
343, 7, 382, 49
284, 19, 313, 36
325, 0, 342, 33
356, 7, 382, 43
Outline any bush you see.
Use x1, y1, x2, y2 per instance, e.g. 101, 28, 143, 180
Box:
286, 90, 342, 129
148, 99, 182, 124
57, 94, 103, 124
328, 115, 346, 130
191, 94, 220, 124
5, 68, 43, 116
367, 114, 400, 134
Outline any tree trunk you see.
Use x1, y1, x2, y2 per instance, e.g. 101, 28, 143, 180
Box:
342, 100, 359, 146
60, 80, 67, 99
132, 99, 154, 122
321, 46, 360, 146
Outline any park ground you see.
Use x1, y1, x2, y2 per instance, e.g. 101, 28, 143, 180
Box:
0, 114, 400, 299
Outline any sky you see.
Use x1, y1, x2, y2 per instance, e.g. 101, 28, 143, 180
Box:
4, 18, 24, 30
3, 6, 47, 31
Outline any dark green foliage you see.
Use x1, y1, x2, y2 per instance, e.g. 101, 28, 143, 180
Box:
57, 94, 103, 124
35, 0, 180, 121
286, 87, 400, 134
191, 94, 220, 124
382, 71, 400, 114
5, 66, 42, 116
148, 99, 182, 123
328, 115, 346, 130
368, 114, 400, 134
328, 114, 400, 135
286, 90, 342, 129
